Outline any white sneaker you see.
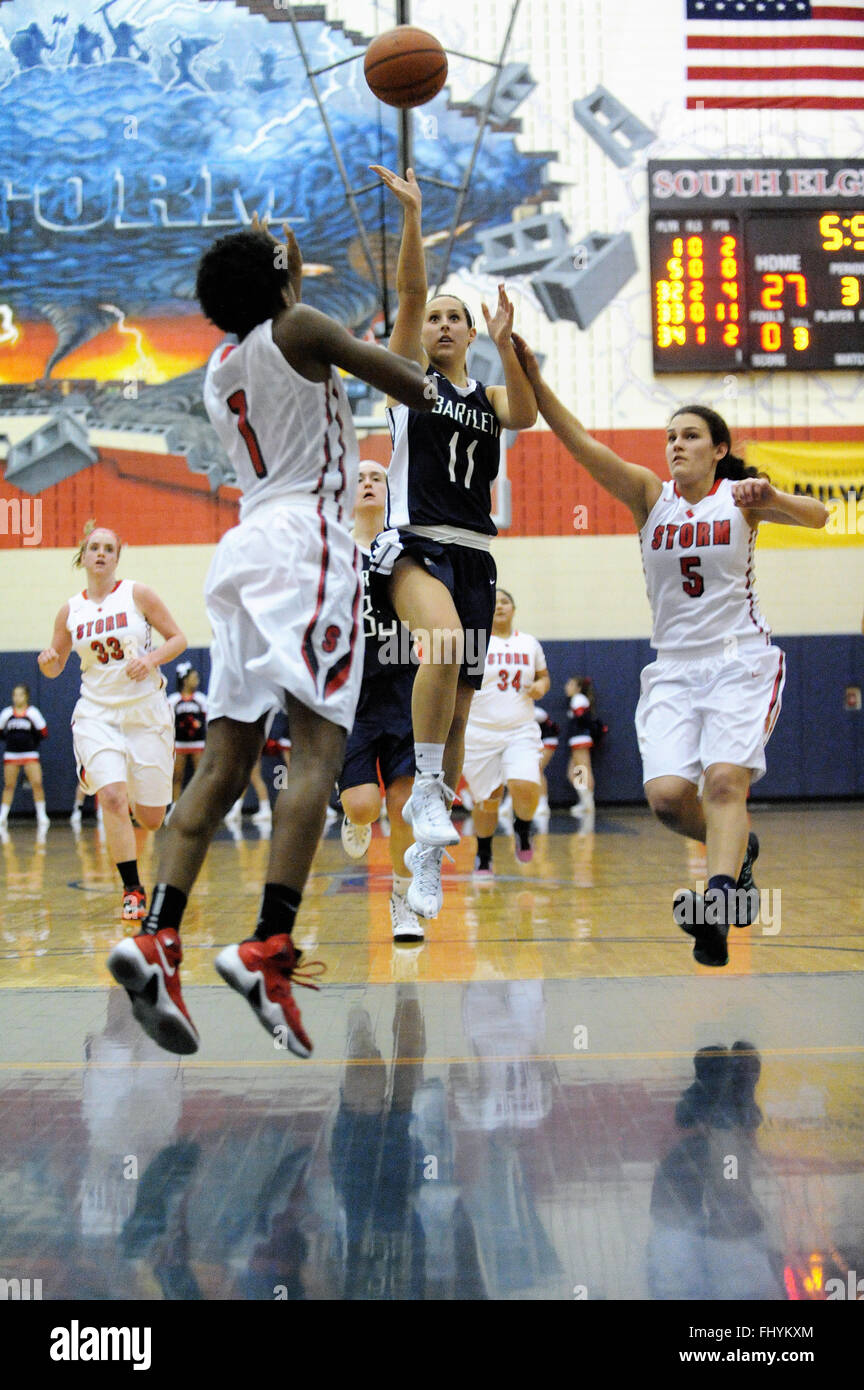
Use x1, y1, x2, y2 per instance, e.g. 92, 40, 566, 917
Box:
405, 841, 446, 919
390, 890, 424, 942
36, 814, 50, 832
70, 808, 82, 831
224, 797, 243, 826
403, 773, 459, 847
251, 803, 272, 825
341, 816, 372, 860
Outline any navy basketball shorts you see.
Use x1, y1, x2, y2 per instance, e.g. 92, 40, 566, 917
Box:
339, 667, 416, 793
369, 533, 496, 691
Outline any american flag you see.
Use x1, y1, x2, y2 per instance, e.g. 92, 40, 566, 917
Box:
686, 0, 864, 108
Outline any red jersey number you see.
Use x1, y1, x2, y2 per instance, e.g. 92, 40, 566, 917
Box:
227, 390, 267, 479
91, 637, 124, 665
679, 556, 705, 598
496, 668, 522, 693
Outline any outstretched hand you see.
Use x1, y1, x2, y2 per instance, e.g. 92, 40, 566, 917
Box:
482, 284, 515, 352
370, 164, 422, 213
251, 210, 302, 293
510, 331, 542, 385
732, 476, 777, 510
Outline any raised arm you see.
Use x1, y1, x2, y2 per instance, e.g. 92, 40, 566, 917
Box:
483, 286, 537, 431
731, 477, 829, 530
511, 333, 661, 529
37, 604, 72, 679
370, 165, 427, 374
130, 585, 187, 681
275, 304, 436, 412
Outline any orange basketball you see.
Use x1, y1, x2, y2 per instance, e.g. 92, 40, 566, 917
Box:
364, 26, 448, 109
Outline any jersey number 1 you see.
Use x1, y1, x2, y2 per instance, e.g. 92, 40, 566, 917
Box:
227, 390, 267, 478
447, 432, 477, 489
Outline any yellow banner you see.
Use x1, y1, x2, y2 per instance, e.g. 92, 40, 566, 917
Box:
746, 442, 864, 548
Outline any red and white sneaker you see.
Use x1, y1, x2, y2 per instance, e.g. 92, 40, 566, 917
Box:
122, 887, 148, 922
214, 933, 324, 1057
108, 929, 200, 1055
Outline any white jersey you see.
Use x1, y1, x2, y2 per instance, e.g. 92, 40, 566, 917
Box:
640, 478, 770, 656
203, 321, 358, 523
468, 631, 547, 732
67, 579, 164, 706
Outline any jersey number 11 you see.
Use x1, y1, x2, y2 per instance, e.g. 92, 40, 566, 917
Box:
447, 431, 478, 489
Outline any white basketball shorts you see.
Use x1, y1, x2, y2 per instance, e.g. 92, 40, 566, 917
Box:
462, 719, 543, 804
635, 639, 786, 786
205, 499, 363, 732
72, 690, 174, 805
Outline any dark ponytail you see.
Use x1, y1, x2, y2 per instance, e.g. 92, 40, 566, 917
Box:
671, 404, 763, 481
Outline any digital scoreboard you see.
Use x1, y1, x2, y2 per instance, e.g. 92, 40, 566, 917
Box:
648, 160, 864, 373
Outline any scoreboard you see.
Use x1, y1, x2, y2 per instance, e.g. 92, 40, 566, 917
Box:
648, 160, 864, 374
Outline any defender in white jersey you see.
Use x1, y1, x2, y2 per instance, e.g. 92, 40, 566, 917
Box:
512, 336, 828, 968
38, 524, 186, 922
106, 215, 436, 1058
463, 590, 550, 879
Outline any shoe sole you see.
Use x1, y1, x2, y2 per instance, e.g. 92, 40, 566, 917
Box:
341, 821, 372, 860
214, 945, 311, 1058
472, 870, 495, 883
393, 927, 425, 943
107, 940, 199, 1055
514, 848, 533, 863
403, 793, 459, 848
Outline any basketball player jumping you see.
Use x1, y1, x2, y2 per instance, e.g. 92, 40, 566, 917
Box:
368, 164, 536, 920
510, 334, 827, 967
107, 216, 436, 1056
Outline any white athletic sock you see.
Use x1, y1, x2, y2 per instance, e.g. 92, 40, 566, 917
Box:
415, 743, 445, 776
0, 804, 8, 825
36, 801, 49, 825
577, 787, 595, 813
392, 873, 412, 898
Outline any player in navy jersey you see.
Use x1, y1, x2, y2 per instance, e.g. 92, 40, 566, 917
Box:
0, 684, 49, 836
105, 214, 436, 1058
512, 335, 827, 967
368, 165, 536, 920
337, 459, 421, 943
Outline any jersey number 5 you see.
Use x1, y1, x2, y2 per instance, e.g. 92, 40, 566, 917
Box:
227, 390, 267, 479
447, 432, 478, 489
679, 556, 704, 598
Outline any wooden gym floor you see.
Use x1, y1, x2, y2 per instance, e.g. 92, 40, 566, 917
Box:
0, 802, 862, 1300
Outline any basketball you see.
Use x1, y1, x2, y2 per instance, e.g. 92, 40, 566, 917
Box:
364, 26, 448, 109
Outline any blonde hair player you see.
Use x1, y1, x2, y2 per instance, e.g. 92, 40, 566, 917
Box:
463, 588, 550, 881
38, 523, 186, 922
511, 336, 828, 968
367, 164, 536, 921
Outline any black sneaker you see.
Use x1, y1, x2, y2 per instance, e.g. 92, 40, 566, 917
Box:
673, 889, 729, 967
728, 1040, 763, 1129
734, 832, 760, 926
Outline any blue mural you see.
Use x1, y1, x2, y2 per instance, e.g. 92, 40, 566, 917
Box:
0, 0, 556, 378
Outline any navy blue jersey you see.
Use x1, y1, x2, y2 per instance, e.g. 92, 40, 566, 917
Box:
359, 546, 414, 680
385, 370, 500, 536
0, 705, 47, 758
168, 691, 208, 746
